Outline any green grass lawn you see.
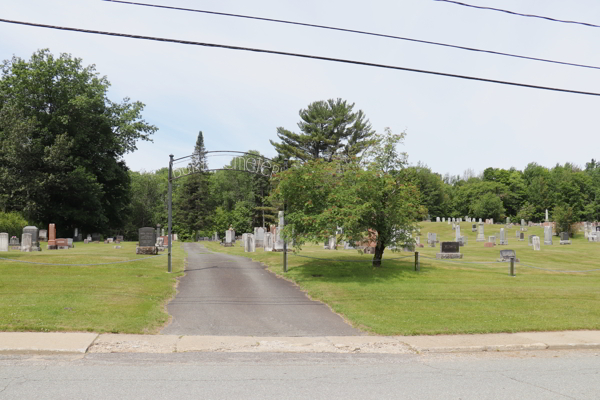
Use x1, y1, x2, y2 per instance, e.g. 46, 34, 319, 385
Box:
203, 222, 600, 335
0, 241, 185, 333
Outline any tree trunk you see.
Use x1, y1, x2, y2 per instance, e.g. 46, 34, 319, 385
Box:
372, 241, 385, 267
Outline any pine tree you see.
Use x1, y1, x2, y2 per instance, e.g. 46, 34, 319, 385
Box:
174, 131, 212, 239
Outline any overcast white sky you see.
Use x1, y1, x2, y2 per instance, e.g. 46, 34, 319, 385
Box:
2, 0, 599, 177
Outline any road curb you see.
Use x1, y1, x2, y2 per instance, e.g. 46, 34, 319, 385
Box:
0, 332, 99, 355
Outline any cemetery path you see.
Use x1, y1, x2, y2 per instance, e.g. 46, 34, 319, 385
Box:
160, 243, 362, 336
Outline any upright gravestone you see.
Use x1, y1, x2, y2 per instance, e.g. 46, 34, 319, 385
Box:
254, 227, 265, 247
532, 236, 541, 251
21, 233, 32, 252
488, 236, 496, 244
328, 236, 337, 250
479, 218, 482, 223
244, 234, 255, 252
447, 218, 451, 225
436, 217, 440, 222
136, 227, 157, 255
9, 236, 19, 249
519, 232, 525, 241
499, 228, 508, 245
22, 226, 40, 251
225, 227, 235, 246
0, 233, 8, 252
559, 232, 571, 245
544, 226, 553, 245
264, 232, 273, 252
545, 209, 549, 222
39, 229, 48, 242
436, 241, 463, 259
528, 235, 535, 246
472, 224, 477, 232
241, 233, 248, 248
442, 217, 445, 222
476, 222, 485, 242
455, 224, 461, 241
506, 217, 510, 224
48, 223, 57, 250
73, 228, 78, 241
344, 241, 355, 250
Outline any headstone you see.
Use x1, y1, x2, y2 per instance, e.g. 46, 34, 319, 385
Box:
67, 238, 74, 248
244, 234, 255, 252
532, 236, 541, 251
458, 235, 467, 246
476, 222, 485, 242
77, 233, 83, 242
136, 227, 157, 255
116, 235, 124, 242
447, 219, 451, 225
264, 232, 273, 252
254, 227, 265, 247
56, 238, 69, 249
436, 241, 463, 259
455, 224, 461, 241
241, 233, 248, 248
545, 209, 549, 222
225, 227, 235, 245
39, 229, 48, 242
544, 226, 553, 245
161, 228, 165, 237
344, 241, 355, 250
9, 236, 19, 247
328, 236, 337, 250
488, 236, 496, 244
21, 233, 32, 252
490, 218, 494, 225
499, 228, 508, 245
436, 217, 440, 222
498, 249, 519, 262
519, 232, 525, 241
323, 238, 330, 250
442, 218, 445, 222
515, 229, 520, 238
92, 233, 101, 241
596, 227, 600, 232
87, 234, 92, 241
472, 224, 477, 232
22, 226, 40, 251
47, 223, 57, 249
506, 217, 510, 224
528, 235, 535, 246
114, 246, 122, 249
559, 232, 571, 245
0, 233, 8, 252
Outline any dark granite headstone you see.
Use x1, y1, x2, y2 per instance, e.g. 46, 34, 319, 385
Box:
560, 232, 569, 241
441, 242, 459, 253
520, 232, 525, 240
139, 227, 156, 247
92, 233, 101, 242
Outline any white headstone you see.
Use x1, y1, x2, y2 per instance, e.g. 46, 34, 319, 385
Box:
328, 236, 337, 250
455, 224, 461, 241
275, 211, 285, 251
21, 233, 32, 252
0, 233, 8, 252
436, 217, 440, 222
544, 226, 553, 245
499, 228, 508, 245
264, 232, 273, 251
476, 222, 485, 242
545, 209, 549, 222
245, 234, 255, 252
532, 236, 541, 251
226, 228, 235, 243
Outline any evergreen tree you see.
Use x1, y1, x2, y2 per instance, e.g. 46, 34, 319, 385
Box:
174, 131, 212, 239
270, 98, 376, 162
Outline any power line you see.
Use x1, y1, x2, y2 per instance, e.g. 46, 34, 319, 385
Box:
434, 0, 600, 28
101, 0, 600, 71
1, 18, 599, 97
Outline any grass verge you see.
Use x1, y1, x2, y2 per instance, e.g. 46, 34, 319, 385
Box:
203, 222, 600, 335
0, 241, 185, 333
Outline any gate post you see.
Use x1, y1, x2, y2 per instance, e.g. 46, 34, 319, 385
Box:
168, 154, 173, 273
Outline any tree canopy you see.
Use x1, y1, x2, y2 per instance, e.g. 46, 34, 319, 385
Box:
270, 98, 376, 162
0, 49, 156, 236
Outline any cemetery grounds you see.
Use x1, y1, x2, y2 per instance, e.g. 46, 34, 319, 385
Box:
204, 222, 600, 336
0, 241, 185, 333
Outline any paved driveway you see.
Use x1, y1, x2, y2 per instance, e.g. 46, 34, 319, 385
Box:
161, 243, 362, 336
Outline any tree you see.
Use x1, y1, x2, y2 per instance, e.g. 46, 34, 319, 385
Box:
469, 192, 505, 221
552, 205, 576, 236
173, 131, 212, 240
125, 170, 167, 240
270, 98, 376, 162
0, 49, 156, 235
276, 130, 425, 267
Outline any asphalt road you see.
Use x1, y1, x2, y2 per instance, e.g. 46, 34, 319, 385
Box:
160, 243, 361, 336
1, 351, 598, 399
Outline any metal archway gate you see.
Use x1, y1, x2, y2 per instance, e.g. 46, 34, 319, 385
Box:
166, 151, 287, 272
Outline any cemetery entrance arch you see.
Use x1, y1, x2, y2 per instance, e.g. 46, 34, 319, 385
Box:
166, 151, 287, 272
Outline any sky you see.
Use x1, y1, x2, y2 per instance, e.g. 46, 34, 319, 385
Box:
1, 0, 599, 177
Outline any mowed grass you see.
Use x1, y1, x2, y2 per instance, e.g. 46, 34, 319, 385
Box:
0, 241, 185, 333
203, 222, 600, 335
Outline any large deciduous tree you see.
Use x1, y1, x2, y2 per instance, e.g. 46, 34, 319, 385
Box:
270, 98, 376, 162
0, 49, 156, 235
275, 130, 425, 267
